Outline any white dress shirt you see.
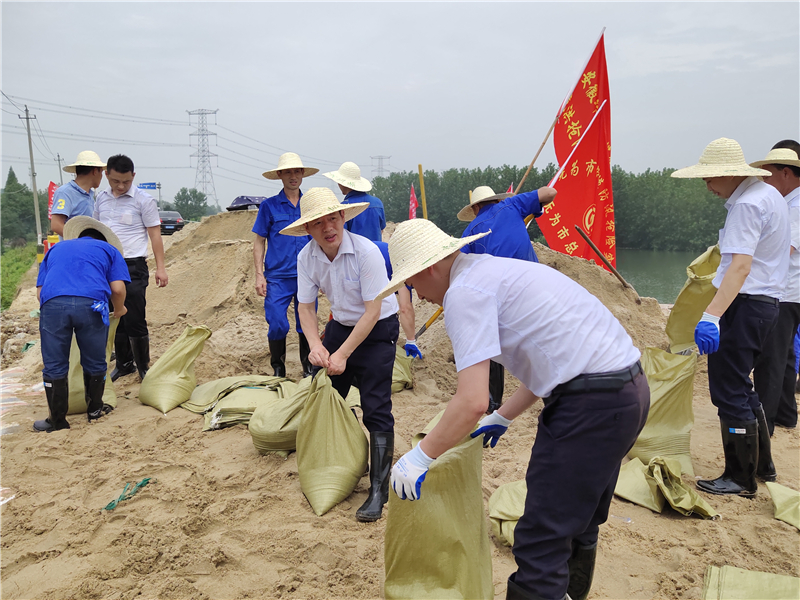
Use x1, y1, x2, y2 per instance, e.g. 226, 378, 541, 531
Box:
94, 186, 160, 258
298, 230, 399, 326
443, 253, 641, 399
712, 177, 790, 298
783, 186, 799, 303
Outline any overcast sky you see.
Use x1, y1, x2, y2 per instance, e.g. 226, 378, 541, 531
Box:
2, 2, 798, 208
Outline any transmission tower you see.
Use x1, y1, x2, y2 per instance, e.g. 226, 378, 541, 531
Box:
371, 155, 391, 177
187, 109, 219, 204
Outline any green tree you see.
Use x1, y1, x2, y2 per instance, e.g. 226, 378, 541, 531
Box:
0, 167, 50, 249
172, 187, 208, 221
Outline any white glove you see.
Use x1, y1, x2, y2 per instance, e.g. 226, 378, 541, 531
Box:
391, 443, 434, 501
471, 410, 513, 448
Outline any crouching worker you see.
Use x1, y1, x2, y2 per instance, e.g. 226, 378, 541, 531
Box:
281, 188, 400, 522
34, 217, 129, 432
382, 219, 650, 600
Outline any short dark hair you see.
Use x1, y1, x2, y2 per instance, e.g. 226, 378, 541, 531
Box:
78, 228, 108, 243
106, 154, 134, 174
75, 165, 101, 176
770, 140, 800, 177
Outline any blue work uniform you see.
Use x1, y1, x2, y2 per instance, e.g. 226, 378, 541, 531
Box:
461, 190, 544, 263
51, 180, 95, 222
252, 189, 312, 340
343, 191, 386, 242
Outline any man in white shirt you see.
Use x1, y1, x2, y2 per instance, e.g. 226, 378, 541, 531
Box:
94, 154, 169, 382
751, 142, 800, 435
672, 138, 790, 497
382, 219, 649, 600
280, 187, 400, 523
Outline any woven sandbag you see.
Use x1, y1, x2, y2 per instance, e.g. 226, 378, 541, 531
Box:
67, 317, 120, 415
182, 375, 285, 414
766, 482, 800, 531
702, 565, 800, 599
392, 346, 413, 393
139, 325, 211, 413
296, 370, 368, 516
487, 479, 527, 547
204, 383, 289, 431
666, 245, 720, 354
249, 377, 311, 457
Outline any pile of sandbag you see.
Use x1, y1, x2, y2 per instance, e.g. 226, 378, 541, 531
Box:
249, 376, 312, 457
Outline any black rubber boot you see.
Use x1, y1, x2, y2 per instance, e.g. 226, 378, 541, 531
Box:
356, 431, 394, 522
755, 405, 777, 482
487, 360, 505, 414
298, 334, 314, 378
34, 377, 70, 432
269, 338, 287, 378
129, 335, 150, 381
84, 372, 107, 422
567, 541, 597, 600
111, 329, 136, 381
697, 419, 758, 497
506, 573, 556, 600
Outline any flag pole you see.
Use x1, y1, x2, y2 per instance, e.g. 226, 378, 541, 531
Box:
417, 164, 428, 219
574, 225, 632, 289
513, 115, 559, 195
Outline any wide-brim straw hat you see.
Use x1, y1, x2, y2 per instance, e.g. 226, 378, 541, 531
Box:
323, 162, 373, 192
262, 152, 319, 180
63, 216, 124, 255
457, 186, 511, 222
671, 138, 770, 179
376, 219, 491, 300
279, 187, 369, 236
63, 150, 106, 174
750, 148, 800, 169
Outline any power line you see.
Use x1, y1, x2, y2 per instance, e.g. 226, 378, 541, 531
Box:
0, 91, 23, 112
216, 124, 340, 167
4, 93, 187, 125
1, 124, 188, 147
32, 120, 56, 158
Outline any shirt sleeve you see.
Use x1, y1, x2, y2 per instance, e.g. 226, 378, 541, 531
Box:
508, 189, 542, 220
379, 207, 386, 230
444, 286, 501, 371
358, 243, 390, 302
108, 248, 131, 283
296, 248, 319, 304
139, 192, 161, 228
720, 202, 763, 256
790, 203, 799, 252
252, 202, 269, 237
36, 254, 49, 287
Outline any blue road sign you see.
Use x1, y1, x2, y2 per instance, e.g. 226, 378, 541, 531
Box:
138, 182, 157, 190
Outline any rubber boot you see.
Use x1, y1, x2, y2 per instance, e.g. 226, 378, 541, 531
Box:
34, 377, 70, 432
755, 405, 777, 482
697, 419, 758, 497
487, 360, 505, 414
84, 372, 107, 421
567, 541, 597, 600
356, 431, 394, 522
269, 338, 287, 377
129, 335, 150, 381
111, 329, 136, 381
506, 573, 559, 600
298, 334, 314, 378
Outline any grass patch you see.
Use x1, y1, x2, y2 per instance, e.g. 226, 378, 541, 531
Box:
1, 243, 37, 310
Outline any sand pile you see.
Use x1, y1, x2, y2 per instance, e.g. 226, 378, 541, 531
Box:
1, 214, 797, 599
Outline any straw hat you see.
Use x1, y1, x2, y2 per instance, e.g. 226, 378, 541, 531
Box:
750, 148, 800, 169
63, 151, 106, 174
376, 219, 491, 300
671, 138, 770, 179
457, 186, 511, 222
63, 216, 124, 255
262, 152, 319, 180
323, 162, 373, 192
279, 187, 370, 236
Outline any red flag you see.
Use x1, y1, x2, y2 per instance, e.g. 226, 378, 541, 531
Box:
47, 181, 58, 219
506, 183, 514, 194
409, 184, 419, 219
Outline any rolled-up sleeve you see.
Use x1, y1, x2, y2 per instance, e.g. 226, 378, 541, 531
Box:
358, 245, 388, 302
297, 248, 318, 304
509, 189, 542, 220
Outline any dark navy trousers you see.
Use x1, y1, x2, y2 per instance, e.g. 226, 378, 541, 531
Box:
40, 296, 108, 379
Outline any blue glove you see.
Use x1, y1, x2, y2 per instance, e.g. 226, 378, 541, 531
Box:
91, 300, 110, 327
391, 443, 434, 501
471, 410, 513, 448
404, 340, 423, 359
694, 312, 720, 355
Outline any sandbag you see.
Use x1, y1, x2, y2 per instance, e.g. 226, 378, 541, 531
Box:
67, 317, 120, 415
249, 376, 312, 457
702, 565, 800, 599
182, 375, 284, 414
488, 479, 527, 547
766, 482, 800, 531
392, 346, 413, 393
296, 370, 368, 516
139, 325, 211, 413
204, 380, 295, 431
384, 415, 493, 600
666, 244, 721, 354
614, 457, 665, 513
629, 347, 697, 476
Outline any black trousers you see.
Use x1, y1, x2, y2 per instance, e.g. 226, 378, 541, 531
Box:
753, 301, 800, 432
322, 314, 399, 433
116, 258, 150, 362
708, 295, 779, 423
512, 371, 650, 600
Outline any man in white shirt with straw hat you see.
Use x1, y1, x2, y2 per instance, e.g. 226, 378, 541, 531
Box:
253, 152, 319, 378
381, 219, 649, 600
671, 137, 790, 497
50, 151, 107, 236
280, 187, 400, 523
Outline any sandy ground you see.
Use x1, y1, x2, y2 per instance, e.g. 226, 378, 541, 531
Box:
1, 210, 798, 599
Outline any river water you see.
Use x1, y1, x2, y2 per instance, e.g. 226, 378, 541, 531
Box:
616, 249, 700, 304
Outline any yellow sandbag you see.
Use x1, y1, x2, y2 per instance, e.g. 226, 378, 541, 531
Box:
204, 383, 290, 431
249, 376, 312, 457
139, 325, 211, 413
614, 457, 666, 513
488, 479, 528, 547
666, 245, 720, 354
392, 346, 413, 393
182, 375, 285, 414
384, 417, 493, 600
702, 565, 800, 599
766, 482, 800, 531
647, 457, 717, 518
67, 317, 120, 414
296, 370, 368, 516
630, 347, 697, 476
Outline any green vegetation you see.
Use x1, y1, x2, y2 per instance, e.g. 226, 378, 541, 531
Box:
0, 167, 50, 247
171, 187, 210, 222
1, 242, 36, 310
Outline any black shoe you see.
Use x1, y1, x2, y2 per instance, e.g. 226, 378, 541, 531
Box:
112, 329, 136, 381
269, 338, 287, 378
356, 431, 394, 522
567, 542, 597, 600
34, 377, 70, 432
299, 334, 314, 378
697, 419, 758, 497
506, 573, 553, 600
487, 360, 505, 414
755, 405, 777, 482
110, 361, 136, 381
129, 335, 150, 381
84, 372, 107, 421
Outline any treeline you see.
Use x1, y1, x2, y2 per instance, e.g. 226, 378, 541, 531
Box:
372, 165, 727, 252
0, 167, 50, 251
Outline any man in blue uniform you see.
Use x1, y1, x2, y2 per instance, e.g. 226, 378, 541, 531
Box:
253, 152, 319, 377
50, 151, 106, 236
323, 162, 386, 242
458, 185, 557, 412
34, 217, 129, 432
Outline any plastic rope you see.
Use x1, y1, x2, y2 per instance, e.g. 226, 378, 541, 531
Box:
102, 477, 152, 511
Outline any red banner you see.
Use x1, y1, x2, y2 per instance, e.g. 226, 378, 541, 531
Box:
506, 183, 514, 194
47, 181, 58, 219
409, 184, 419, 219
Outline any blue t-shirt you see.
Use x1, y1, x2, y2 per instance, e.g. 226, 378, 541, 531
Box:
374, 240, 393, 278
461, 190, 543, 263
344, 191, 386, 243
37, 238, 130, 306
252, 189, 312, 279
51, 180, 94, 219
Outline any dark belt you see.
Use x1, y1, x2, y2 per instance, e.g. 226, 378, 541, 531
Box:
552, 361, 642, 396
125, 257, 147, 266
738, 293, 779, 306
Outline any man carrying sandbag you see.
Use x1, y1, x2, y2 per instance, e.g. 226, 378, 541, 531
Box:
281, 187, 400, 523
381, 219, 649, 600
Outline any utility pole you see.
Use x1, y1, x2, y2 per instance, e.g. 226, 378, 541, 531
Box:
20, 106, 43, 251
55, 153, 64, 185
187, 109, 218, 205
156, 182, 162, 209
371, 155, 391, 178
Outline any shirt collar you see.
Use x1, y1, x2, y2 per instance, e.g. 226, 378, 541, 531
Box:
278, 188, 303, 204
311, 229, 355, 263
68, 180, 91, 196
784, 186, 800, 203
725, 176, 760, 210
345, 190, 366, 200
